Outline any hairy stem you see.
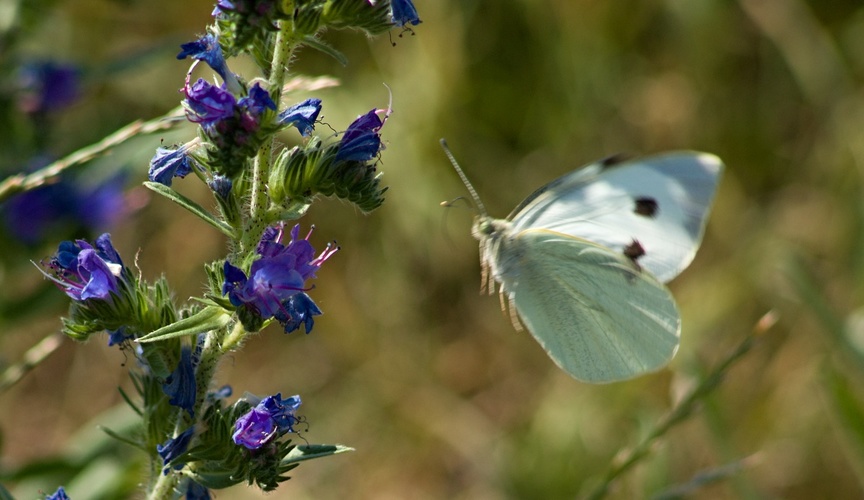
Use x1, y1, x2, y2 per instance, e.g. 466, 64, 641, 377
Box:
244, 20, 300, 252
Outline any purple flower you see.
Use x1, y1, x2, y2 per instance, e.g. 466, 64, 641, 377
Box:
183, 77, 236, 130
335, 108, 389, 162
212, 0, 233, 17
157, 427, 195, 474
178, 34, 230, 81
46, 486, 71, 500
17, 61, 80, 114
391, 0, 421, 27
231, 407, 276, 450
232, 393, 301, 450
223, 224, 336, 333
148, 144, 197, 186
278, 98, 322, 136
42, 234, 125, 302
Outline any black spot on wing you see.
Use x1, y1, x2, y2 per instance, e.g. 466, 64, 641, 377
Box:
623, 239, 645, 262
633, 196, 658, 217
599, 153, 630, 169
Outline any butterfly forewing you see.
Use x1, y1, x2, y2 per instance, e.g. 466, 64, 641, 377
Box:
508, 152, 723, 283
496, 229, 680, 383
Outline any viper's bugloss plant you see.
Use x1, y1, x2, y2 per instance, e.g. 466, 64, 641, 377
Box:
29, 0, 422, 498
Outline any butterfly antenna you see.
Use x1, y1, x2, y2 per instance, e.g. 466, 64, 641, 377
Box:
440, 139, 488, 216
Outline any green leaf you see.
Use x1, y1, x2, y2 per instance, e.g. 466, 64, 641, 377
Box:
301, 36, 348, 66
281, 444, 354, 465
137, 306, 232, 343
144, 181, 237, 239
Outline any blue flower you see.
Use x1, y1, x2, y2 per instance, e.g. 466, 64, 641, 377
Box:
238, 82, 276, 115
162, 343, 198, 418
277, 292, 322, 334
335, 108, 389, 162
177, 34, 230, 82
46, 486, 71, 500
17, 61, 80, 114
278, 98, 322, 136
107, 327, 134, 346
232, 393, 301, 450
157, 427, 195, 474
208, 175, 233, 199
184, 480, 211, 500
2, 157, 128, 245
223, 224, 336, 333
43, 234, 125, 301
148, 144, 197, 186
390, 0, 421, 27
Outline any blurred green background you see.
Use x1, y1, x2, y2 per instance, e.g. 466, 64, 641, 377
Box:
3, 0, 864, 498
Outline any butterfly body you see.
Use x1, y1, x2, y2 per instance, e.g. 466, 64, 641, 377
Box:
443, 141, 723, 383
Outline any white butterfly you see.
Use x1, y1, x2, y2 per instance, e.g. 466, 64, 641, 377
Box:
442, 140, 723, 383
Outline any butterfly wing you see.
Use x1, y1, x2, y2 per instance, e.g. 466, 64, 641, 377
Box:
508, 152, 723, 283
496, 228, 680, 383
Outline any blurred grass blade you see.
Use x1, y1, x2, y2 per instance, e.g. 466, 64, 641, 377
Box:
787, 255, 864, 371
0, 332, 64, 393
651, 455, 757, 500
582, 313, 772, 500
0, 109, 184, 203
825, 367, 864, 489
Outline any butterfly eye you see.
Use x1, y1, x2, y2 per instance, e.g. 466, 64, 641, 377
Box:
633, 197, 658, 217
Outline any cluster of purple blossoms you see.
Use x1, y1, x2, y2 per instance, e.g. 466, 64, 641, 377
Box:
182, 76, 276, 177
41, 233, 126, 302
232, 393, 302, 450
223, 224, 336, 333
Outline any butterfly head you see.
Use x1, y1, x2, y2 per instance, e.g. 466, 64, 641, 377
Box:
471, 215, 509, 243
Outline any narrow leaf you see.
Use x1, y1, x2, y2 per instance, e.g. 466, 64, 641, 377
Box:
137, 306, 232, 343
281, 444, 354, 465
144, 181, 236, 239
301, 36, 348, 66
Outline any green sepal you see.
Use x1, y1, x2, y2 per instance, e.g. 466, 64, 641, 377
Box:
268, 136, 387, 214
293, 0, 325, 35
144, 182, 237, 239
137, 306, 232, 343
282, 444, 354, 465
322, 0, 392, 35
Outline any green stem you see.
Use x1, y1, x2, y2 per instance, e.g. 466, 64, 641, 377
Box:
244, 20, 300, 252
148, 459, 180, 499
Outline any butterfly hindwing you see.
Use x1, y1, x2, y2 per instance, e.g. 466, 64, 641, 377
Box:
508, 152, 723, 283
498, 228, 680, 383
